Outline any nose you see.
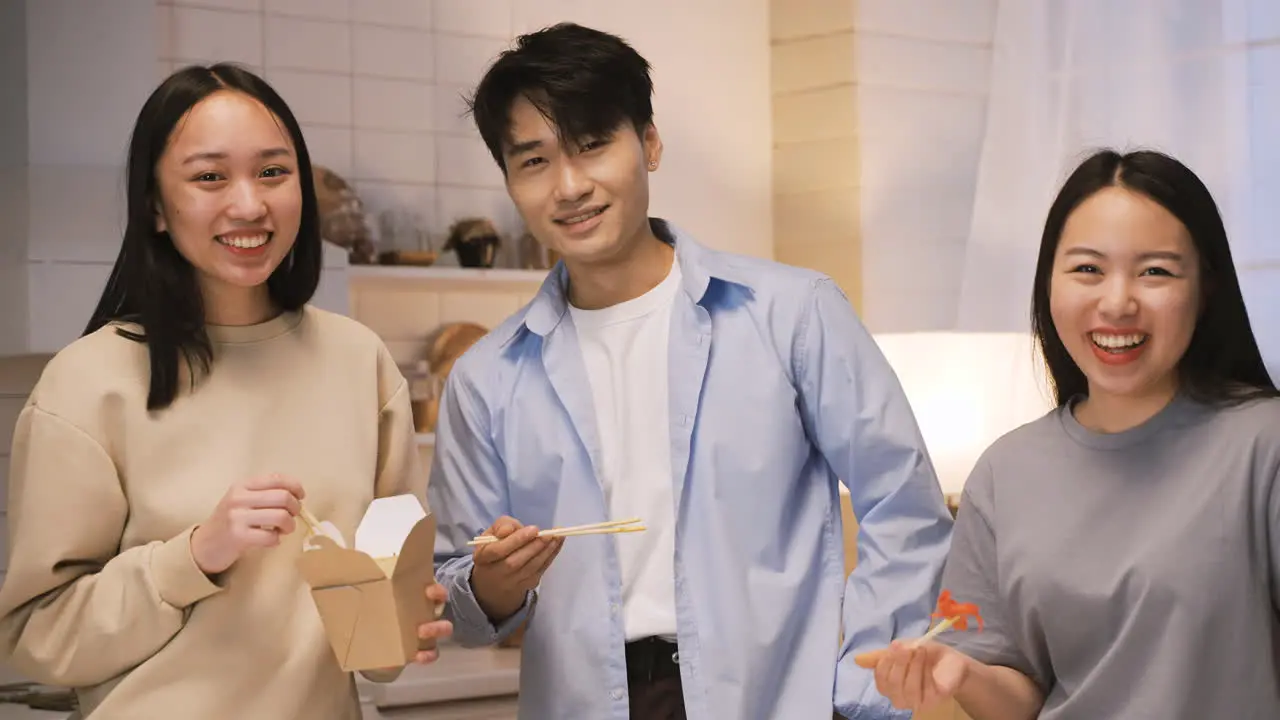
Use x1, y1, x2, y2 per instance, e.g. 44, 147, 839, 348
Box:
226, 178, 267, 221
552, 157, 593, 203
1098, 275, 1138, 319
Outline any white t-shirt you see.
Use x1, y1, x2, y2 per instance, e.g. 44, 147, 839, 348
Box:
567, 257, 682, 641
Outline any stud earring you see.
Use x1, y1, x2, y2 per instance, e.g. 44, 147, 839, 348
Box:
648, 161, 658, 169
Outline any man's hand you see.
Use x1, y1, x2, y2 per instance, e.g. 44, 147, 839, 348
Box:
412, 584, 454, 664
469, 516, 563, 622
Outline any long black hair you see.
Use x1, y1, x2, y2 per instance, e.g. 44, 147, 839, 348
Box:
84, 63, 321, 411
1030, 149, 1277, 406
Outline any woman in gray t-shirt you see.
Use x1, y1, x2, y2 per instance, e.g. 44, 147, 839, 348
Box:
866, 149, 1280, 719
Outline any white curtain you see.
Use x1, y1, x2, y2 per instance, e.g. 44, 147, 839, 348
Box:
955, 0, 1277, 375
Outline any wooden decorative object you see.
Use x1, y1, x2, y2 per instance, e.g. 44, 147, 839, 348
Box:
313, 164, 376, 264
419, 322, 490, 432
444, 217, 502, 268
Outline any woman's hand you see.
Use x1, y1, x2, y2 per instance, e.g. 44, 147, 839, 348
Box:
411, 583, 454, 664
872, 640, 973, 712
190, 473, 305, 575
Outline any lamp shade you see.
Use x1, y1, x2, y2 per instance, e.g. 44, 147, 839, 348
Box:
871, 332, 1055, 495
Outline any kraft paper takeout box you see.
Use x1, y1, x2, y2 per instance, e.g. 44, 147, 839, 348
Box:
298, 494, 442, 672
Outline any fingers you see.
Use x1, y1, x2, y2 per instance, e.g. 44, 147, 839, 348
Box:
514, 536, 563, 585
475, 524, 540, 564
234, 488, 301, 514
931, 646, 968, 696
245, 473, 306, 500
414, 649, 440, 664
417, 619, 453, 641
238, 525, 284, 549
498, 534, 557, 578
424, 583, 448, 604
238, 508, 296, 536
854, 649, 887, 669
901, 645, 926, 709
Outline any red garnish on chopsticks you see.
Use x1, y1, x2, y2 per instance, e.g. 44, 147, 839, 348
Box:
931, 589, 983, 631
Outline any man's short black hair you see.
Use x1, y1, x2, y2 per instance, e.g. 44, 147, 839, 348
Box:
467, 22, 654, 172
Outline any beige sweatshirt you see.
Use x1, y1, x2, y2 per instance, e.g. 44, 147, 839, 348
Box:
0, 306, 426, 719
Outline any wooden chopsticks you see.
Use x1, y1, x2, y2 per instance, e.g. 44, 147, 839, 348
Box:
298, 505, 324, 535
467, 517, 646, 546
852, 616, 959, 668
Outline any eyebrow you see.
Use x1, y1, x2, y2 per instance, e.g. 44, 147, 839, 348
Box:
181, 147, 293, 165
503, 139, 543, 158
1064, 247, 1185, 262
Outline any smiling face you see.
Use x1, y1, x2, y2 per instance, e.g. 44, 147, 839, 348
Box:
1049, 185, 1203, 404
154, 89, 302, 313
500, 95, 662, 269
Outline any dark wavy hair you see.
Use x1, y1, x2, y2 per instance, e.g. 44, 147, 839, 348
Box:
1031, 149, 1277, 406
84, 63, 321, 411
467, 22, 654, 172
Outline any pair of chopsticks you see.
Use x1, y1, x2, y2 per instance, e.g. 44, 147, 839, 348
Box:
468, 517, 646, 546
852, 616, 959, 668
297, 505, 325, 535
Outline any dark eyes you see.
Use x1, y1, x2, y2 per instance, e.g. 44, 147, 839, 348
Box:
1069, 264, 1175, 277
193, 166, 291, 183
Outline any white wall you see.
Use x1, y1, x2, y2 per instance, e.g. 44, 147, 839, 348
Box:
853, 0, 996, 332
156, 0, 773, 263
511, 0, 773, 259
770, 0, 997, 331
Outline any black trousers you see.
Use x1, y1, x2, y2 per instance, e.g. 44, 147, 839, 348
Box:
625, 637, 686, 720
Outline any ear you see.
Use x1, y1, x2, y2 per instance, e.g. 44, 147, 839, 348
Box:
642, 123, 663, 172
154, 198, 168, 234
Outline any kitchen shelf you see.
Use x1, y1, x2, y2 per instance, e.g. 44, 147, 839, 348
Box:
348, 265, 549, 292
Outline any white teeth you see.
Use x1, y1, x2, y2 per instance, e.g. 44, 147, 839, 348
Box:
1091, 332, 1147, 349
559, 208, 604, 224
217, 233, 269, 249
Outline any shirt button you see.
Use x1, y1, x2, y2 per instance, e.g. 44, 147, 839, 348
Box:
610, 603, 620, 615
611, 689, 625, 701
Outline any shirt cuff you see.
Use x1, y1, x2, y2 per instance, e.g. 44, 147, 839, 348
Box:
836, 666, 913, 720
149, 525, 225, 609
445, 568, 536, 645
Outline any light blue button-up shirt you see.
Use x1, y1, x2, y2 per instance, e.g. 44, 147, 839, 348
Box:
429, 220, 954, 719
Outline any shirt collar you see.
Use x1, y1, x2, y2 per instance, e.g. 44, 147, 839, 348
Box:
497, 218, 755, 348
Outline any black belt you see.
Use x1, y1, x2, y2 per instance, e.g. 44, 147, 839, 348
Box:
625, 636, 681, 683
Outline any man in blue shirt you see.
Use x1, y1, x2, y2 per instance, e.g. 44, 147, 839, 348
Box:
429, 22, 954, 720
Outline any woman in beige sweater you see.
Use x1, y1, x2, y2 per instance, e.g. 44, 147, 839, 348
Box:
0, 64, 452, 718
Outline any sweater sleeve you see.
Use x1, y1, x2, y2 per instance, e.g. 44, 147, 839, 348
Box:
0, 404, 223, 687
359, 349, 431, 684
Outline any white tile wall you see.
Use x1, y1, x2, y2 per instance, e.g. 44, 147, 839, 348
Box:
266, 16, 352, 73
154, 0, 521, 257
172, 7, 264, 66
353, 25, 434, 80
172, 0, 261, 10
351, 0, 434, 30
434, 34, 507, 86
265, 70, 353, 126
354, 78, 434, 132
265, 0, 348, 22
434, 0, 513, 38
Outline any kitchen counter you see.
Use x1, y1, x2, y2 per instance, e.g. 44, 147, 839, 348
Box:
358, 641, 520, 710
0, 642, 520, 720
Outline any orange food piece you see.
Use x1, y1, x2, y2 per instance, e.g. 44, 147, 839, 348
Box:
931, 589, 984, 631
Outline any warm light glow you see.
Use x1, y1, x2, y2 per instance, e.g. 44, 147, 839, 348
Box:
871, 332, 1055, 495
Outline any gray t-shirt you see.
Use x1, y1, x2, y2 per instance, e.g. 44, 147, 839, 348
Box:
938, 393, 1280, 719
